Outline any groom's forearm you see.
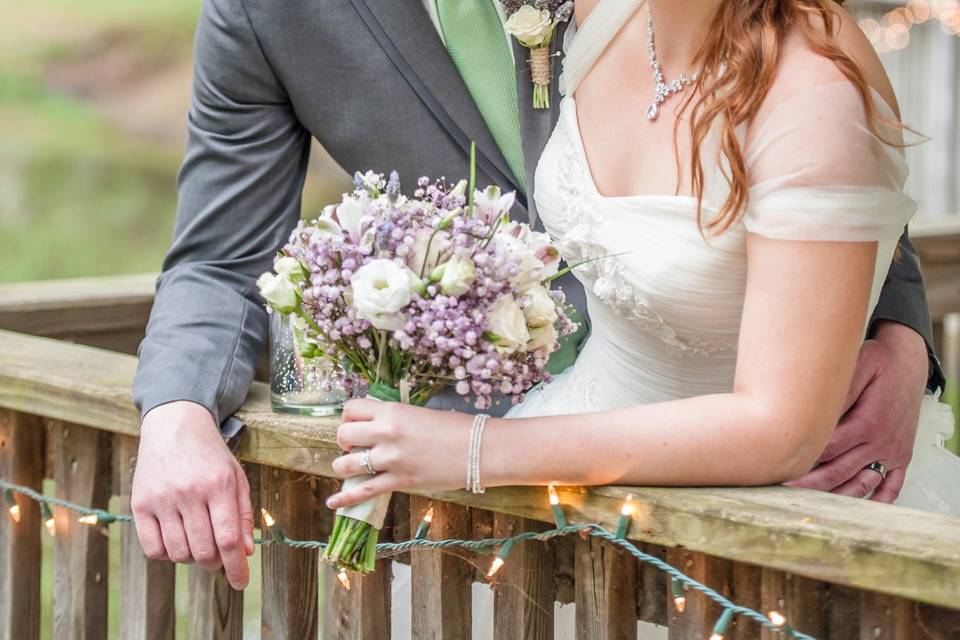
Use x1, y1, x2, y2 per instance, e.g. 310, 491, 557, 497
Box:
869, 227, 944, 391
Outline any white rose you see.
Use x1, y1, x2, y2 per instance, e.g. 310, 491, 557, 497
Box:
257, 272, 300, 313
527, 322, 558, 353
407, 227, 450, 274
439, 254, 476, 297
274, 256, 307, 282
336, 194, 372, 243
351, 259, 416, 331
486, 295, 530, 354
505, 6, 554, 47
493, 231, 545, 289
522, 285, 558, 328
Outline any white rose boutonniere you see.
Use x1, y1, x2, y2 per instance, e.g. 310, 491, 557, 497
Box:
503, 0, 574, 109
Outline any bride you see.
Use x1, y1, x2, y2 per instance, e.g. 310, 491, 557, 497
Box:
327, 0, 960, 525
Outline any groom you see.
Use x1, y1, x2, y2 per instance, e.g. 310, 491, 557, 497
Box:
131, 0, 944, 590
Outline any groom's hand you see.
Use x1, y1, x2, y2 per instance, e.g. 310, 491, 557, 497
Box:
131, 401, 255, 590
787, 321, 928, 502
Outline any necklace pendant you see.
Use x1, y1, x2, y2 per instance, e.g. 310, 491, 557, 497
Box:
645, 103, 659, 120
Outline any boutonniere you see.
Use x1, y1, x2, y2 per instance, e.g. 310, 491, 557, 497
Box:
504, 1, 574, 110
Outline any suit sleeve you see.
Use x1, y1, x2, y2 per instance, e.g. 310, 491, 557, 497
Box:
132, 0, 310, 425
869, 228, 945, 392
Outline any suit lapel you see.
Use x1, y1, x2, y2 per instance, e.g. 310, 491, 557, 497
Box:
514, 21, 568, 228
348, 0, 524, 205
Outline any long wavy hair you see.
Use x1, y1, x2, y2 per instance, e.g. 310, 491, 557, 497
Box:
679, 0, 897, 234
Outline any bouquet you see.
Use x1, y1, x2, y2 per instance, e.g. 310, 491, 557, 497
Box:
504, 0, 574, 109
257, 149, 578, 573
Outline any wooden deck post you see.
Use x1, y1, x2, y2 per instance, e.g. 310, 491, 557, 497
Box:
52, 421, 112, 640
260, 468, 325, 639
185, 566, 244, 640
492, 515, 556, 640
760, 569, 828, 640
574, 535, 638, 639
0, 410, 45, 640
859, 593, 914, 640
409, 496, 473, 640
114, 435, 175, 640
665, 549, 731, 640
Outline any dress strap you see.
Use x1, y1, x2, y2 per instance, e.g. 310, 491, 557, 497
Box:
560, 0, 644, 97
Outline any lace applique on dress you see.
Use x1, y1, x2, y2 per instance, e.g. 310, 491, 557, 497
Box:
554, 119, 737, 358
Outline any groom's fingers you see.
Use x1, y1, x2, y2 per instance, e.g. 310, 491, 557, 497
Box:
209, 489, 250, 590
326, 473, 400, 510
786, 443, 873, 492
180, 503, 222, 571
870, 466, 906, 504
235, 467, 256, 556
832, 467, 884, 499
816, 411, 869, 464
156, 509, 193, 564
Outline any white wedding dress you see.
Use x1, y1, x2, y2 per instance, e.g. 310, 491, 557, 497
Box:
391, 3, 960, 637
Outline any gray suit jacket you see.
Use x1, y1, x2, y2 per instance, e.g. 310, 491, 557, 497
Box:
132, 0, 942, 427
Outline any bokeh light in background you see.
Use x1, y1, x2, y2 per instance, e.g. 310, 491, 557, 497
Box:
859, 0, 960, 51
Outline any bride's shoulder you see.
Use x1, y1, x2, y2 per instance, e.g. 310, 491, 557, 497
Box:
752, 6, 899, 131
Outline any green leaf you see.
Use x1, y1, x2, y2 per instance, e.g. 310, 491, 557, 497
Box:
367, 382, 402, 403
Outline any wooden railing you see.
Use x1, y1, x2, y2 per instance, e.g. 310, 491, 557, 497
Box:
1, 267, 959, 640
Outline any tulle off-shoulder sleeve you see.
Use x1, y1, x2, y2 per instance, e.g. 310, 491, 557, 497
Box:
744, 81, 916, 241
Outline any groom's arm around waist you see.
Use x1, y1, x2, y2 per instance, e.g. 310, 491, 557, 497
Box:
133, 0, 310, 425
870, 227, 945, 392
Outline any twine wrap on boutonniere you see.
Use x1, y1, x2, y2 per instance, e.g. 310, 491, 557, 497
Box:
504, 0, 574, 109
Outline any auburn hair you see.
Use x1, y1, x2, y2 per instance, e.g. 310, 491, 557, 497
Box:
679, 0, 897, 234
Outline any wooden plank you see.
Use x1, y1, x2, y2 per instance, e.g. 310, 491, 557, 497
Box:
859, 593, 914, 639
409, 497, 472, 639
185, 567, 243, 640
52, 421, 112, 639
760, 569, 828, 640
636, 543, 668, 626
114, 435, 175, 640
492, 515, 555, 640
574, 536, 637, 640
0, 410, 45, 640
666, 549, 731, 640
729, 563, 762, 640
3, 331, 960, 610
328, 559, 392, 639
260, 468, 324, 639
825, 585, 860, 640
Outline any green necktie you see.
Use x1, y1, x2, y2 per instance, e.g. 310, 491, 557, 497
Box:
436, 0, 526, 191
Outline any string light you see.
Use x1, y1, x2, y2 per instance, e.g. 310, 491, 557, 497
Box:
4, 488, 20, 524
414, 506, 434, 540
671, 577, 687, 613
0, 479, 816, 640
547, 485, 567, 528
487, 539, 516, 579
337, 569, 351, 590
261, 508, 286, 543
709, 608, 734, 640
615, 493, 635, 539
41, 502, 55, 537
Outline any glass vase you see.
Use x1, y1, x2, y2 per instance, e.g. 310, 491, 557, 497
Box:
269, 311, 347, 416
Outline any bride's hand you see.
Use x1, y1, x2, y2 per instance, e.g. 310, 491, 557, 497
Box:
325, 399, 475, 510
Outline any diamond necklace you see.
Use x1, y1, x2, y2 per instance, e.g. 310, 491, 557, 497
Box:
645, 11, 699, 121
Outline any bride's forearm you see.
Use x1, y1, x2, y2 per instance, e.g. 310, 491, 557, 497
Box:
482, 393, 833, 488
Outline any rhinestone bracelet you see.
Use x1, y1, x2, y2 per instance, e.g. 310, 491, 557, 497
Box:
467, 413, 489, 494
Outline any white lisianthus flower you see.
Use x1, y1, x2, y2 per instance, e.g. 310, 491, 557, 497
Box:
505, 6, 555, 47
274, 256, 307, 282
522, 285, 558, 328
527, 321, 559, 353
486, 294, 530, 354
351, 259, 416, 331
336, 195, 372, 244
439, 254, 476, 297
256, 272, 300, 313
407, 228, 450, 274
472, 185, 516, 226
448, 179, 468, 199
310, 216, 344, 242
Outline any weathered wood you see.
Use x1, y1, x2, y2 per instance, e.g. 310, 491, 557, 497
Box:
761, 569, 828, 640
574, 536, 638, 640
3, 331, 960, 610
0, 274, 155, 354
859, 593, 914, 639
185, 567, 243, 640
260, 468, 324, 639
114, 435, 175, 640
329, 559, 392, 640
0, 410, 45, 640
407, 497, 473, 639
665, 549, 731, 640
825, 585, 860, 640
492, 515, 555, 640
636, 543, 668, 626
52, 421, 111, 640
729, 563, 762, 640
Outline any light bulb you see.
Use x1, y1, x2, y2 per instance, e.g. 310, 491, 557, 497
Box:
423, 507, 434, 524
487, 557, 504, 578
8, 504, 21, 524
78, 514, 99, 526
620, 493, 636, 517
548, 485, 560, 506
768, 611, 786, 627
337, 570, 351, 590
261, 508, 276, 528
